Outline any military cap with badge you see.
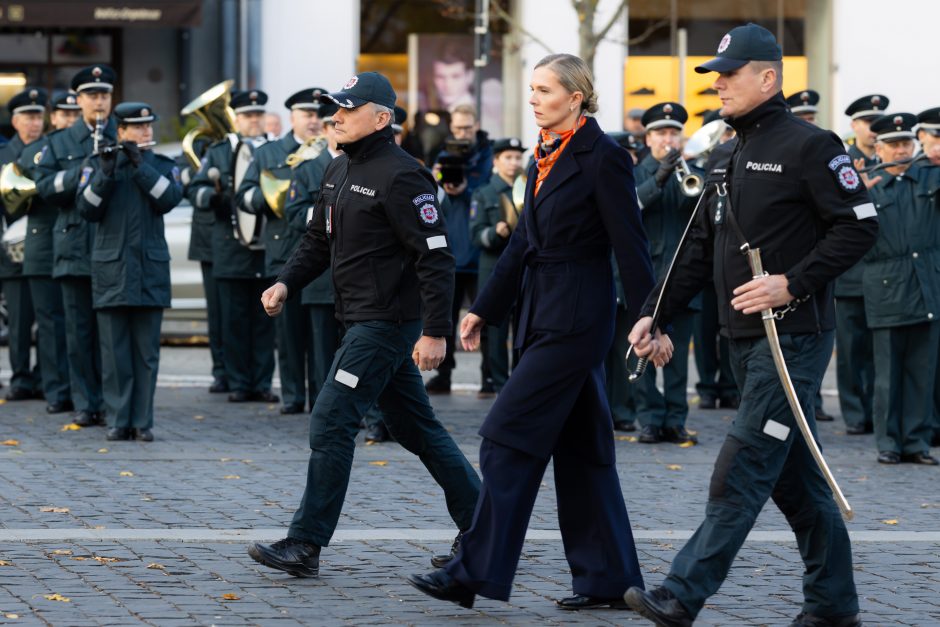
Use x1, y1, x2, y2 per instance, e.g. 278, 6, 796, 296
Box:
642, 102, 688, 130
231, 90, 268, 114
7, 87, 47, 115
845, 94, 889, 121
71, 65, 116, 93
51, 91, 80, 111
285, 87, 327, 111
870, 112, 918, 142
786, 90, 819, 115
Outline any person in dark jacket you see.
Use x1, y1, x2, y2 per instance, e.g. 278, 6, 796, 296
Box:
860, 113, 940, 465
75, 102, 183, 441
624, 24, 877, 627
247, 72, 481, 579
35, 65, 118, 426
469, 137, 526, 396
408, 53, 654, 611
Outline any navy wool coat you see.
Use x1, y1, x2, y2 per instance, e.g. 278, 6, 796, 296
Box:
470, 116, 654, 462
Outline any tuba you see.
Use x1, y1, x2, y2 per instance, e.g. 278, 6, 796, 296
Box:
180, 80, 237, 170
259, 135, 328, 219
1, 162, 37, 219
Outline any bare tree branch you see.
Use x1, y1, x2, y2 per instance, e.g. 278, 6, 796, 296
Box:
590, 0, 629, 48
489, 0, 554, 56
602, 18, 669, 46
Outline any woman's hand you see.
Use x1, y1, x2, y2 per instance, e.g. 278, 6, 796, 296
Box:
628, 316, 674, 368
459, 312, 486, 351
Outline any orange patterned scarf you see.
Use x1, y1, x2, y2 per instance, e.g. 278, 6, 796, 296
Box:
534, 115, 587, 196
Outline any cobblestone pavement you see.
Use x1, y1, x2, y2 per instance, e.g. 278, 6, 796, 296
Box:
1, 348, 938, 626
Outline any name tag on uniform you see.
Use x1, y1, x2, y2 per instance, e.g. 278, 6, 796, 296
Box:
763, 419, 790, 441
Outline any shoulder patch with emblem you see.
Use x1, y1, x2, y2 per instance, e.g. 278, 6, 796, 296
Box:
289, 181, 297, 202
469, 199, 478, 219
828, 154, 851, 171
418, 202, 440, 226
836, 165, 860, 191
412, 193, 435, 207
34, 145, 47, 165
79, 166, 93, 188
171, 166, 181, 184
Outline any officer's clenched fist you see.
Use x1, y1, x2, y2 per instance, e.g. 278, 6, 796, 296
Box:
261, 282, 288, 317
412, 336, 447, 371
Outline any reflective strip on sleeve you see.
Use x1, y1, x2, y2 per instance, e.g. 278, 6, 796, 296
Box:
636, 193, 644, 210
480, 228, 492, 249
149, 176, 170, 199
436, 186, 446, 204
82, 184, 103, 207
54, 171, 66, 193
196, 187, 210, 208
246, 187, 259, 210
852, 202, 877, 220
426, 235, 447, 250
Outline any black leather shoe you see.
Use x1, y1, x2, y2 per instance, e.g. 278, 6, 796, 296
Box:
877, 451, 900, 464
931, 431, 940, 447
698, 394, 717, 410
5, 387, 37, 401
719, 394, 740, 409
209, 377, 230, 394
815, 409, 835, 422
660, 426, 698, 445
787, 611, 862, 627
407, 569, 475, 609
228, 390, 251, 403
248, 537, 320, 578
251, 389, 280, 403
614, 420, 637, 432
430, 531, 462, 568
106, 428, 132, 441
623, 586, 693, 627
73, 411, 105, 427
425, 375, 451, 395
46, 399, 75, 414
845, 424, 868, 435
902, 452, 939, 466
638, 425, 661, 444
556, 594, 628, 610
364, 422, 390, 444
477, 380, 497, 399
135, 428, 154, 442
279, 403, 305, 415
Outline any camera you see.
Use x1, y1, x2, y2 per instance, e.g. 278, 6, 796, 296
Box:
438, 139, 473, 186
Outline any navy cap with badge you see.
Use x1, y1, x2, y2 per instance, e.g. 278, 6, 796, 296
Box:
71, 64, 116, 93
870, 113, 918, 142
284, 87, 327, 111
7, 87, 47, 115
493, 137, 527, 154
786, 90, 819, 115
844, 94, 889, 121
695, 23, 782, 74
114, 101, 158, 124
642, 102, 688, 131
916, 107, 940, 137
231, 89, 268, 114
321, 72, 397, 110
52, 90, 80, 111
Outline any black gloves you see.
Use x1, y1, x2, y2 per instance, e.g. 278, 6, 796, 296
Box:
654, 149, 683, 188
99, 148, 117, 177
209, 192, 231, 219
121, 141, 142, 168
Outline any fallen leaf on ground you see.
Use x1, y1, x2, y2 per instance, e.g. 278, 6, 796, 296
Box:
616, 435, 639, 442
221, 593, 240, 600
369, 461, 389, 466
219, 457, 232, 462
882, 519, 899, 525
193, 415, 205, 420
119, 471, 134, 477
43, 594, 70, 602
2, 439, 20, 446
222, 475, 240, 480
666, 464, 683, 471
93, 556, 119, 563
50, 550, 72, 556
147, 563, 166, 570
98, 448, 108, 453
678, 441, 696, 448
4, 613, 19, 618
140, 496, 153, 502
71, 557, 88, 561
60, 424, 81, 431
0, 399, 6, 405
0, 560, 12, 566
39, 507, 70, 513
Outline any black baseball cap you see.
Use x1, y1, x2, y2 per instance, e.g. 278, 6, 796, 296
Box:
321, 72, 397, 110
695, 23, 782, 74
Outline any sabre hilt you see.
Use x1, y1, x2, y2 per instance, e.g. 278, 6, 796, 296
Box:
628, 356, 649, 382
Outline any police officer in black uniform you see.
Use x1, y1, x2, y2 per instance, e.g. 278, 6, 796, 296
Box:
624, 24, 877, 627
247, 72, 481, 578
237, 87, 326, 414
187, 89, 278, 404
75, 102, 183, 441
1, 88, 45, 401
35, 65, 117, 426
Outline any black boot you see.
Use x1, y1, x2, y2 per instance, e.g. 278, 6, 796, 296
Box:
555, 594, 628, 610
787, 612, 862, 627
106, 427, 132, 441
660, 426, 698, 445
623, 586, 693, 627
430, 531, 462, 568
407, 569, 475, 609
638, 425, 661, 444
425, 374, 451, 395
364, 422, 390, 444
248, 538, 320, 578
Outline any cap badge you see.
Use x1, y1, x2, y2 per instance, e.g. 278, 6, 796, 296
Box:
510, 138, 519, 147
67, 96, 75, 104
92, 67, 102, 78
141, 108, 150, 117
872, 96, 881, 107
893, 115, 903, 128
801, 92, 809, 102
663, 103, 673, 114
313, 89, 322, 98
343, 76, 359, 90
717, 34, 731, 54
249, 91, 258, 101
29, 89, 38, 100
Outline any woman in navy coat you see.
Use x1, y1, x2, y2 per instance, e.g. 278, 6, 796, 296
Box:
409, 53, 657, 609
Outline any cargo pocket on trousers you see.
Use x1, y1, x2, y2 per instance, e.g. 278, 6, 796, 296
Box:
329, 337, 378, 393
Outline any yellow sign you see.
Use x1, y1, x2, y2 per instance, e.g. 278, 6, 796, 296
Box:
624, 56, 808, 133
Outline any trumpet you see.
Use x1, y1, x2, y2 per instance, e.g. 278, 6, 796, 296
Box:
859, 152, 928, 173
668, 148, 704, 197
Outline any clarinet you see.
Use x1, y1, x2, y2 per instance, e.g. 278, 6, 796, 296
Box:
93, 113, 103, 154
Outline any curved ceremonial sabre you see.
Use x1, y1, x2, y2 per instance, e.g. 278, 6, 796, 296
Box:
744, 246, 854, 521
626, 188, 708, 381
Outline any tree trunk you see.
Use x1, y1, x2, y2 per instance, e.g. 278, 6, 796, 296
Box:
576, 0, 598, 70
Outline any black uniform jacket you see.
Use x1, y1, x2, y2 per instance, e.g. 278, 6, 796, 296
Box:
643, 93, 879, 339
277, 126, 455, 337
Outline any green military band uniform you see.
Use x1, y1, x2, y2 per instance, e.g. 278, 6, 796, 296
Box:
35, 115, 116, 414
862, 157, 940, 455
0, 134, 40, 395
633, 151, 702, 429
19, 135, 71, 404
469, 174, 514, 390
188, 135, 275, 395
237, 132, 308, 407
76, 137, 182, 430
